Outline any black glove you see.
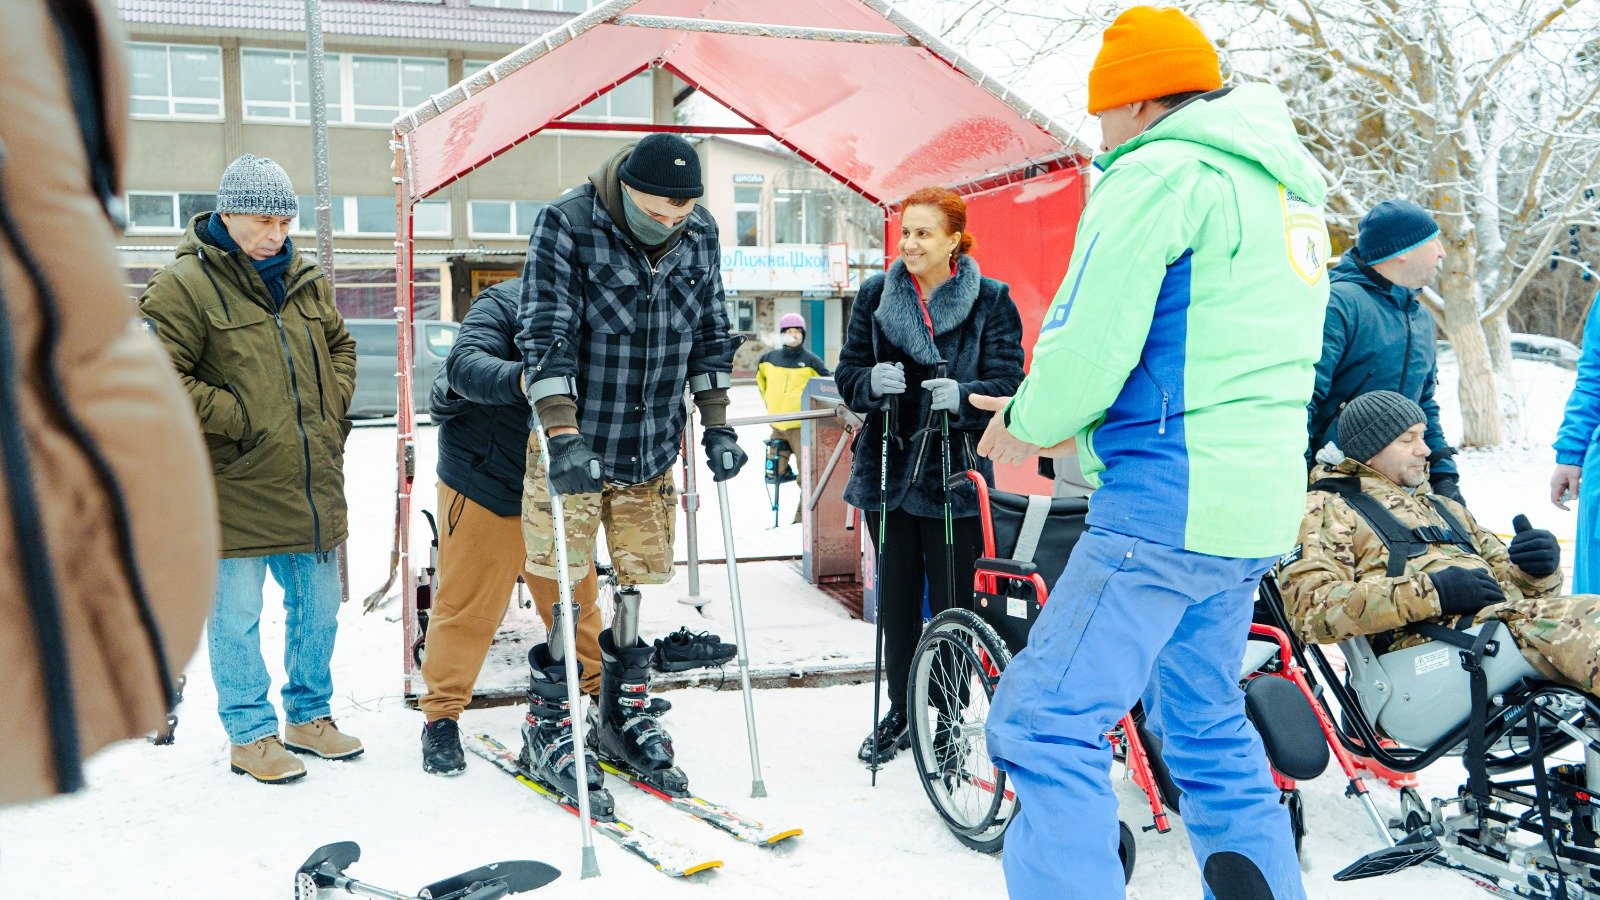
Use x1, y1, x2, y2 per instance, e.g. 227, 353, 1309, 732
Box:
703, 427, 747, 483
1429, 471, 1465, 505
1428, 566, 1507, 617
546, 432, 603, 495
1507, 513, 1561, 578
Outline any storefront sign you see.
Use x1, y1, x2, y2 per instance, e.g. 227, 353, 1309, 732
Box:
720, 244, 880, 292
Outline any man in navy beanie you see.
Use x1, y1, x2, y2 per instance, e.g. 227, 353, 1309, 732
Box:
509, 132, 743, 801
1307, 198, 1463, 503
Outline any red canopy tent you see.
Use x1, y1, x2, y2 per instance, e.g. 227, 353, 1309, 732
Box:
383, 0, 1091, 691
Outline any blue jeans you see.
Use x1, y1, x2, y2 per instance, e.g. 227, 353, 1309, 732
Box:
210, 553, 342, 745
987, 527, 1304, 900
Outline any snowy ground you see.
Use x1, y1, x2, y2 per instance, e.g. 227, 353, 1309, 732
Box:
0, 368, 1580, 898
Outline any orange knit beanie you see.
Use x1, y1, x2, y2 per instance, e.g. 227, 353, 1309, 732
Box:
1087, 6, 1222, 114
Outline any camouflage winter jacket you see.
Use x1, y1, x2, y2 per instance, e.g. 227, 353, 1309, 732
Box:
1279, 458, 1563, 652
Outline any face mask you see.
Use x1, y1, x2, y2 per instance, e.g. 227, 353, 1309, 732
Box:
622, 188, 678, 246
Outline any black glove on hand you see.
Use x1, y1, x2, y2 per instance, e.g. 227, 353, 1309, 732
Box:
703, 427, 747, 483
546, 432, 603, 495
1507, 513, 1561, 578
1429, 471, 1465, 505
1428, 566, 1507, 617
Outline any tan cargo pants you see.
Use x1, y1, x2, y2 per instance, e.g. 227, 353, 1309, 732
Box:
418, 482, 602, 720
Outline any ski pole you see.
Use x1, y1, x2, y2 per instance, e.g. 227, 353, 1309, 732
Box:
528, 338, 599, 879
935, 360, 956, 614
713, 450, 768, 798
869, 396, 894, 786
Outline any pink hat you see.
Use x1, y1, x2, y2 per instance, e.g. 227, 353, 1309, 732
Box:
778, 313, 806, 332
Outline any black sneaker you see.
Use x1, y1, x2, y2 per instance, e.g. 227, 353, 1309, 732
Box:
652, 628, 737, 673
421, 718, 466, 776
858, 709, 911, 764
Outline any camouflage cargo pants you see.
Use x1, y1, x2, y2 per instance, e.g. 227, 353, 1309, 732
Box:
521, 433, 677, 588
1495, 592, 1600, 694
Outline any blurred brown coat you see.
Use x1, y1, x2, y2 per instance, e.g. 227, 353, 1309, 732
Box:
0, 0, 216, 806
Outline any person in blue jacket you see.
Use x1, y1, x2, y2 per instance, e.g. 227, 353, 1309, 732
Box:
1552, 298, 1600, 591
1307, 199, 1462, 503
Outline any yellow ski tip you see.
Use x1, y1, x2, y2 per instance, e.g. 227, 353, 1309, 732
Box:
680, 859, 724, 876
766, 828, 804, 844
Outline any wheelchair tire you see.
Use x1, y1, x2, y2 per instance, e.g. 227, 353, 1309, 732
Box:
1119, 820, 1137, 884
908, 608, 1015, 854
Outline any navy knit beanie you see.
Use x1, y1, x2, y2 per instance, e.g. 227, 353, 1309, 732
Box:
1337, 391, 1426, 464
1355, 199, 1440, 265
619, 134, 703, 200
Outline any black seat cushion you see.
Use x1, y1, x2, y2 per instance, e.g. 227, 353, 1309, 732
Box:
987, 488, 1090, 595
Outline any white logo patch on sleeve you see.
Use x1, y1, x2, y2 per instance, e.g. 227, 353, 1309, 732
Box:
1279, 184, 1329, 286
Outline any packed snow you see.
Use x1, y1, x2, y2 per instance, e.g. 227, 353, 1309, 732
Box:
0, 367, 1582, 898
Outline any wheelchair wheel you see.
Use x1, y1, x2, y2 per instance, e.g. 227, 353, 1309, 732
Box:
908, 608, 1015, 853
1119, 820, 1137, 884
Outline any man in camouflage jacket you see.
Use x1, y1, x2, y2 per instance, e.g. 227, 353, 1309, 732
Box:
1280, 391, 1600, 694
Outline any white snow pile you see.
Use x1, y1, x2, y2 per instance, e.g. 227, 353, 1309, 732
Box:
0, 367, 1581, 898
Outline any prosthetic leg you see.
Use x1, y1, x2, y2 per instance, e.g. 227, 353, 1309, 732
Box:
589, 585, 689, 795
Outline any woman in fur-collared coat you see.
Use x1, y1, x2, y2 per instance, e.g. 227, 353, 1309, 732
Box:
834, 186, 1025, 764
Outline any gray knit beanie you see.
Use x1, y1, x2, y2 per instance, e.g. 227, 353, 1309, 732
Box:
216, 154, 298, 217
1336, 391, 1426, 464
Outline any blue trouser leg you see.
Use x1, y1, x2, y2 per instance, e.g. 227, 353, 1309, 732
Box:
210, 556, 278, 745
1141, 560, 1305, 899
986, 527, 1304, 900
1575, 442, 1600, 594
269, 552, 343, 726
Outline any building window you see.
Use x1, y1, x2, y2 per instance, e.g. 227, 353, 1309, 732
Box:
566, 72, 653, 123
242, 49, 344, 121
125, 191, 218, 233
726, 298, 755, 333
128, 43, 223, 119
775, 189, 833, 244
733, 186, 762, 247
241, 51, 445, 125
469, 200, 547, 238
469, 0, 592, 9
291, 196, 449, 237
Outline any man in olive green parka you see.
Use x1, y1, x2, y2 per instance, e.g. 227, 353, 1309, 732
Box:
140, 154, 360, 784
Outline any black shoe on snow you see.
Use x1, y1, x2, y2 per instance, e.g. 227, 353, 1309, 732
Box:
858, 709, 911, 764
421, 718, 466, 776
652, 627, 737, 673
592, 628, 690, 796
521, 643, 613, 818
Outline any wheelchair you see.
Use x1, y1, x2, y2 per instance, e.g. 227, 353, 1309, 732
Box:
1255, 574, 1600, 899
905, 472, 1342, 878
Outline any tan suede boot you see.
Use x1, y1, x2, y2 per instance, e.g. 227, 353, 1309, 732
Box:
230, 736, 306, 784
285, 717, 364, 760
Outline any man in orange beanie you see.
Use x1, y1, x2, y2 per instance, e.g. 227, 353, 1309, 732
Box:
976, 6, 1327, 899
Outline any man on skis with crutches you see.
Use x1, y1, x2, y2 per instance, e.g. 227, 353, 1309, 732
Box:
515, 134, 744, 803
974, 7, 1330, 899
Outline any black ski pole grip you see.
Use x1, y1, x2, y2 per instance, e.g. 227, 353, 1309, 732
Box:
934, 360, 947, 379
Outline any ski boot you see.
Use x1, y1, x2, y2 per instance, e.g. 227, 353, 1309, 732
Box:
590, 627, 690, 796
519, 642, 613, 818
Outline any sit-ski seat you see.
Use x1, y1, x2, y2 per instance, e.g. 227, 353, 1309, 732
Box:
1339, 620, 1541, 749
971, 487, 1089, 654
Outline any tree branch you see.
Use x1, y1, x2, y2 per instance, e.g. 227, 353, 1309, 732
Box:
1482, 149, 1600, 320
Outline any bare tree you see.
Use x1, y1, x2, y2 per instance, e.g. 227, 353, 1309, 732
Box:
914, 0, 1600, 447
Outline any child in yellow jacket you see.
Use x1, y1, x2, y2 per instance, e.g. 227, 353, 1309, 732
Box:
756, 313, 830, 486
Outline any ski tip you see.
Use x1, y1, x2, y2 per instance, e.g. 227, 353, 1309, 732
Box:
765, 829, 803, 845
679, 859, 724, 876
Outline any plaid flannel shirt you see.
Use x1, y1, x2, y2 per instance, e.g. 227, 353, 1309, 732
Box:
516, 184, 738, 484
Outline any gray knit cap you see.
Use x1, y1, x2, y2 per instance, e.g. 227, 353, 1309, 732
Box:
216, 154, 298, 217
1336, 391, 1426, 464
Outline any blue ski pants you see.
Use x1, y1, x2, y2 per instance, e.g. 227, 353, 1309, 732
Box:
986, 526, 1305, 900
1575, 440, 1600, 594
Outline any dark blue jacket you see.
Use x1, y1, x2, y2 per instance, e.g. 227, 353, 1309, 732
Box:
431, 279, 530, 517
836, 256, 1025, 519
1307, 253, 1456, 474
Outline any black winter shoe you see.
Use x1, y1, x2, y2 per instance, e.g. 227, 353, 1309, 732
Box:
592, 628, 690, 796
421, 718, 466, 776
521, 643, 613, 818
653, 627, 737, 673
858, 709, 911, 764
